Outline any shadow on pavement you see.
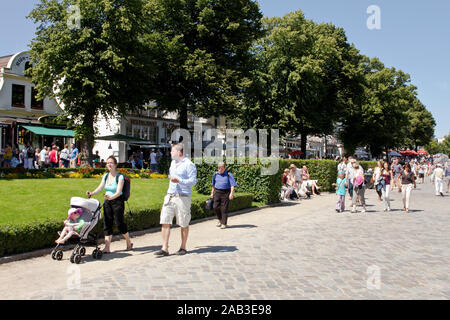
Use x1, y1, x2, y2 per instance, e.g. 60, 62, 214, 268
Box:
226, 224, 257, 229
122, 245, 162, 256
189, 246, 238, 255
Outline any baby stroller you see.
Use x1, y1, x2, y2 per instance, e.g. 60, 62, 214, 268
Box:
51, 197, 103, 264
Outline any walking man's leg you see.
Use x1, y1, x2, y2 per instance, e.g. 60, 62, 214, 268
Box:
180, 227, 189, 251
161, 224, 171, 252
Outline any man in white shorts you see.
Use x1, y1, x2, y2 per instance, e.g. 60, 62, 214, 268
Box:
155, 143, 197, 257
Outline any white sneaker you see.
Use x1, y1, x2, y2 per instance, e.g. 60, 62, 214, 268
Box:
383, 208, 387, 212
387, 208, 391, 212
361, 209, 366, 213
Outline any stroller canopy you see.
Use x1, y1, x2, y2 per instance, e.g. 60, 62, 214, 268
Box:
71, 197, 100, 214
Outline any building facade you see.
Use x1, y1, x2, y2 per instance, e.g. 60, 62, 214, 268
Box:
0, 52, 69, 151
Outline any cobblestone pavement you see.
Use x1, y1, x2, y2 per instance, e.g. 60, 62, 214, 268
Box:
1, 180, 449, 300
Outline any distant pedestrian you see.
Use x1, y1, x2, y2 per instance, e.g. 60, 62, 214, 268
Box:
445, 162, 450, 193
431, 163, 444, 197
49, 145, 59, 168
150, 149, 158, 172
332, 170, 347, 213
346, 156, 355, 201
380, 162, 394, 212
210, 162, 237, 229
391, 158, 403, 193
400, 163, 416, 213
155, 143, 197, 257
372, 161, 383, 201
70, 143, 79, 168
417, 161, 427, 184
60, 144, 70, 168
337, 157, 347, 175
351, 161, 366, 213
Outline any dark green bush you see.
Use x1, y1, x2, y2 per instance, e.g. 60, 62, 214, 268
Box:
0, 193, 253, 257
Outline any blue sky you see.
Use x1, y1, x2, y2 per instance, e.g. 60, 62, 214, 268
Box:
0, 0, 448, 138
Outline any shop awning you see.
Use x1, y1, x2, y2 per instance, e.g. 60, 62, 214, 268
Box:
21, 125, 75, 137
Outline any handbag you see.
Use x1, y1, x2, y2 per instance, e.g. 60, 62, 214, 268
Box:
205, 198, 214, 211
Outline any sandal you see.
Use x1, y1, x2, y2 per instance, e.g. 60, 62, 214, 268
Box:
126, 243, 134, 251
176, 248, 187, 255
154, 249, 169, 257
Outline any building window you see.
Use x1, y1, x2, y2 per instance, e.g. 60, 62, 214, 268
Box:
31, 87, 44, 110
12, 84, 25, 108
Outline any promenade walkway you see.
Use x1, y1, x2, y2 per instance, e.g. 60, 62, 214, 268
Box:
1, 180, 448, 300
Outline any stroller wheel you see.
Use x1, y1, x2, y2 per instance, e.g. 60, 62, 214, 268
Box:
79, 247, 86, 256
92, 249, 98, 259
74, 254, 82, 264
96, 250, 103, 260
56, 251, 63, 261
51, 250, 56, 260
70, 254, 75, 263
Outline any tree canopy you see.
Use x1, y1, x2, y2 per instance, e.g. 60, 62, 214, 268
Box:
28, 0, 156, 161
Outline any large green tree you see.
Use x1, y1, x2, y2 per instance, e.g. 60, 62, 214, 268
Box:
338, 57, 418, 158
142, 0, 264, 130
28, 0, 155, 163
241, 11, 365, 157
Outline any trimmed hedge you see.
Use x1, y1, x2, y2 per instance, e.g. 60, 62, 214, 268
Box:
0, 193, 253, 257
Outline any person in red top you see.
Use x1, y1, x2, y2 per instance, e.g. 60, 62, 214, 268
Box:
49, 144, 59, 168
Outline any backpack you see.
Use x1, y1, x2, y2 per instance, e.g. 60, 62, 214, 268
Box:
106, 173, 131, 201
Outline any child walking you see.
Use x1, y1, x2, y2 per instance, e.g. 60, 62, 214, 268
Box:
333, 170, 348, 212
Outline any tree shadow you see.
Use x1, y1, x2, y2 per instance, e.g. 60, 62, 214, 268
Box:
188, 246, 238, 255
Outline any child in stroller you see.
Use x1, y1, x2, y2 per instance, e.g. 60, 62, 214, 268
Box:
55, 208, 85, 244
51, 197, 103, 264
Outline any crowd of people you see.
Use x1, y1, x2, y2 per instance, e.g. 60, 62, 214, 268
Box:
0, 142, 81, 169
332, 156, 449, 214
128, 149, 164, 172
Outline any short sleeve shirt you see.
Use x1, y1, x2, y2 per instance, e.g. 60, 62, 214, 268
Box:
336, 178, 347, 196
212, 170, 237, 190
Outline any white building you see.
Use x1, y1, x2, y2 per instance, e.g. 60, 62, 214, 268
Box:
0, 51, 69, 151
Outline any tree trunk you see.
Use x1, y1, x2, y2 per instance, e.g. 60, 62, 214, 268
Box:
80, 111, 96, 167
300, 132, 307, 159
179, 105, 188, 130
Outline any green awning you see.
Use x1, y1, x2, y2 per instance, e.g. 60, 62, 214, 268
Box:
21, 125, 75, 137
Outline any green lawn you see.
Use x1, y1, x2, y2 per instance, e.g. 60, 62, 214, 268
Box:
0, 178, 214, 226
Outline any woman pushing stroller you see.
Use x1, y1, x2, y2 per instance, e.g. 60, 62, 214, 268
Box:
87, 156, 133, 253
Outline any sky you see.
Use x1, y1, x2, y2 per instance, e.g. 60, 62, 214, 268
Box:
0, 0, 448, 138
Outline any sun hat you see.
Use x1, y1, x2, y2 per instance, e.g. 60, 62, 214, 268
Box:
68, 208, 82, 220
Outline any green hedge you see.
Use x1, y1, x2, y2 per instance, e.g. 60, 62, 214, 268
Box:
0, 193, 253, 257
195, 161, 281, 205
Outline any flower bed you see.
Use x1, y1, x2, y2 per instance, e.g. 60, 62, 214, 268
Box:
0, 167, 167, 180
